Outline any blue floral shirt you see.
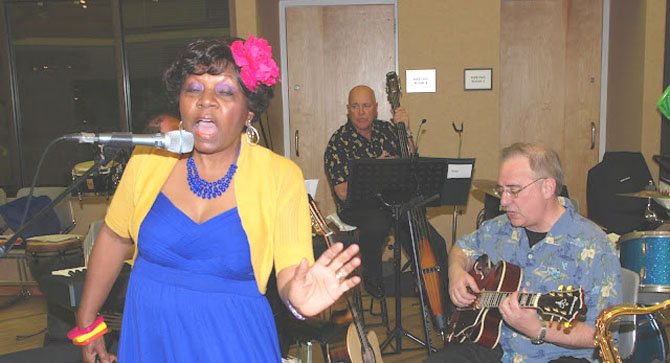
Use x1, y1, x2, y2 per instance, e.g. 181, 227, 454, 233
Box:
456, 198, 622, 363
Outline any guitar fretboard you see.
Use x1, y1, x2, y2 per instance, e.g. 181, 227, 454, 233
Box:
477, 291, 539, 309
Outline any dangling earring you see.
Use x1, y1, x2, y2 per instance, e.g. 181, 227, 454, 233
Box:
246, 119, 259, 145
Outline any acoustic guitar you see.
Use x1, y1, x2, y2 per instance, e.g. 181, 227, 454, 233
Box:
446, 254, 586, 349
308, 195, 383, 363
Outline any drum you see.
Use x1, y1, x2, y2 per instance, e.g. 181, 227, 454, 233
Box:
25, 235, 83, 280
619, 231, 670, 293
627, 310, 670, 363
71, 160, 123, 197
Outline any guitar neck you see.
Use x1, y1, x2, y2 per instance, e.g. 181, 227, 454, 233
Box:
308, 195, 377, 358
478, 291, 540, 309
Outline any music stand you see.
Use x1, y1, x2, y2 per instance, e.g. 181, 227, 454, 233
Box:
346, 156, 475, 356
439, 158, 476, 248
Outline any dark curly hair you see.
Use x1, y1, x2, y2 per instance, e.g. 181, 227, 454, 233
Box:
163, 38, 274, 115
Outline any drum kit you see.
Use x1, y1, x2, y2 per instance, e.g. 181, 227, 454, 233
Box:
615, 189, 670, 363
71, 159, 124, 200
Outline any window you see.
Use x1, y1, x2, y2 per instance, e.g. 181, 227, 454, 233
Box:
0, 0, 229, 192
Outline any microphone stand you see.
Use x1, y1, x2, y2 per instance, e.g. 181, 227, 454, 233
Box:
0, 145, 122, 259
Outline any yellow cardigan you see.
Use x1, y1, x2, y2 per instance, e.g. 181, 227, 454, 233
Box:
105, 136, 314, 294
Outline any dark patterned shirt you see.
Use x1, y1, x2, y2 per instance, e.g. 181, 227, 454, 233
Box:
324, 119, 401, 200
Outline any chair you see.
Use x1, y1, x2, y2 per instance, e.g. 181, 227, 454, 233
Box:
16, 187, 76, 234
616, 268, 640, 359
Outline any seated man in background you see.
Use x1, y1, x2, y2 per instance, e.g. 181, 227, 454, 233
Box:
428, 142, 622, 363
144, 113, 180, 133
324, 84, 449, 302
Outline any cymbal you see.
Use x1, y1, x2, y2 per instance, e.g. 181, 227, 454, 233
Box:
617, 190, 670, 199
472, 179, 498, 198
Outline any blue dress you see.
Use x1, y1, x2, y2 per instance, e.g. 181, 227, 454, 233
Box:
117, 193, 281, 362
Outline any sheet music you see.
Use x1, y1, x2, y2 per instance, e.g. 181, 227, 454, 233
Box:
304, 179, 319, 198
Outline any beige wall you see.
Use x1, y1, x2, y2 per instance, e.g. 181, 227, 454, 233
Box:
233, 0, 667, 242
607, 0, 666, 183
230, 0, 285, 154
229, 0, 258, 39
641, 0, 667, 184
397, 1, 501, 244
257, 0, 285, 155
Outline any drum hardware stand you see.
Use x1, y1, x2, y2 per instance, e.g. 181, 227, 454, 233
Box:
644, 196, 662, 224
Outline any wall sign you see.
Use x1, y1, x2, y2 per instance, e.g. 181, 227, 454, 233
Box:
464, 68, 492, 90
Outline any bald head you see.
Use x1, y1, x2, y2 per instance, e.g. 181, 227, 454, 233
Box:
348, 85, 376, 104
347, 85, 378, 137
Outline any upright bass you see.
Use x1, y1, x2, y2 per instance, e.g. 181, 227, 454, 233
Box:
385, 71, 447, 337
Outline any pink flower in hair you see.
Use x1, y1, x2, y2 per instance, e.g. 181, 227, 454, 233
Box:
230, 35, 280, 92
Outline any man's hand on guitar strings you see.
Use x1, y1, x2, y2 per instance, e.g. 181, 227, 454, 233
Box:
448, 267, 481, 308
286, 242, 361, 317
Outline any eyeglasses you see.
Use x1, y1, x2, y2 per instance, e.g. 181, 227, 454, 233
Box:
493, 178, 546, 199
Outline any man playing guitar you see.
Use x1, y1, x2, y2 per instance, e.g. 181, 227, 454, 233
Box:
429, 143, 622, 363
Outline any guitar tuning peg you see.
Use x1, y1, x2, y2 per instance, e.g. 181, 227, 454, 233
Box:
561, 310, 567, 315
567, 285, 573, 291
549, 292, 555, 296
544, 307, 551, 312
553, 308, 559, 312
563, 321, 571, 329
558, 284, 564, 291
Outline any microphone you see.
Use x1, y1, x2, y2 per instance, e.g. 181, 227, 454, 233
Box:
415, 118, 427, 152
64, 130, 194, 153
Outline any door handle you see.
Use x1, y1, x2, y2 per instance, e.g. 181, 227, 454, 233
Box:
590, 122, 596, 150
294, 130, 299, 157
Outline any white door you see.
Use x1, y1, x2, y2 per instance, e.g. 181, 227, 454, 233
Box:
282, 3, 396, 215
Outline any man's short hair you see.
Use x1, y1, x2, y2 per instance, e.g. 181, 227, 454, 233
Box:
145, 113, 179, 133
501, 142, 564, 196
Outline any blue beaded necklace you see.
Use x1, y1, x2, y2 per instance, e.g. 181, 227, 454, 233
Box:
186, 150, 239, 199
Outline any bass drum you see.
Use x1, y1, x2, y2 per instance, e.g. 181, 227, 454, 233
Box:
627, 309, 670, 363
619, 231, 670, 293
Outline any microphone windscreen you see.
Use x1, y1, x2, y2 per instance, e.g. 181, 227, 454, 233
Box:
165, 130, 194, 153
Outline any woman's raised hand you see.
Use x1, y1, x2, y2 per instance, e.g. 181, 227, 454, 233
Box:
286, 242, 361, 317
